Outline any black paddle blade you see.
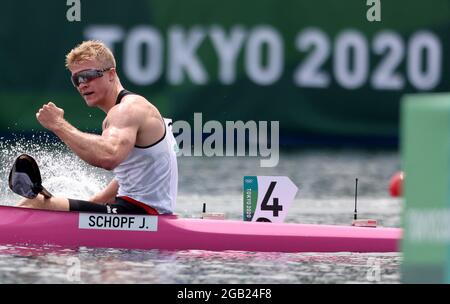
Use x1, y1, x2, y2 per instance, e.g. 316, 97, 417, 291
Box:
8, 154, 50, 199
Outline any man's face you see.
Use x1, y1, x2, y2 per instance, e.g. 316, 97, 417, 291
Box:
69, 60, 113, 107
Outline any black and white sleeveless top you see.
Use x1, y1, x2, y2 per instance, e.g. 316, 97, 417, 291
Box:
112, 90, 178, 214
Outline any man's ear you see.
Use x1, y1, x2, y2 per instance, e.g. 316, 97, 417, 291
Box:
109, 68, 117, 81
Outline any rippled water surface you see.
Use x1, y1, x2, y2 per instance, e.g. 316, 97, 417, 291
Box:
0, 136, 402, 284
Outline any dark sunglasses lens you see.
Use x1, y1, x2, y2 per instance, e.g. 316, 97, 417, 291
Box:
71, 70, 102, 87
71, 75, 79, 87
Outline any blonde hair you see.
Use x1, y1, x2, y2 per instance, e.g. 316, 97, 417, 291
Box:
65, 40, 116, 69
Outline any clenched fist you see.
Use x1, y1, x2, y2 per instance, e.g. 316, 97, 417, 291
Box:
36, 102, 65, 131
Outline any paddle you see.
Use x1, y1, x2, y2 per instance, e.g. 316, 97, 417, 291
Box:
8, 154, 53, 199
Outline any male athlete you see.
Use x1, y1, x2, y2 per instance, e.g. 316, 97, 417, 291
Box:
17, 40, 178, 215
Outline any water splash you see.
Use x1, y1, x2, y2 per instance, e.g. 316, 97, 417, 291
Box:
0, 133, 111, 205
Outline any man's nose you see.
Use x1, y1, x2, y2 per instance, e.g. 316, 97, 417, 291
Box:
78, 82, 88, 90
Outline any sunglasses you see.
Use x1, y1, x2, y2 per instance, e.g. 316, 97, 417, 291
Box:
71, 68, 112, 87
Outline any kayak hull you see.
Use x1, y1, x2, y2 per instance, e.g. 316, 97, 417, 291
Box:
0, 206, 402, 253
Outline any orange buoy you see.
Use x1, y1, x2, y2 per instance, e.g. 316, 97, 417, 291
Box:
389, 171, 404, 197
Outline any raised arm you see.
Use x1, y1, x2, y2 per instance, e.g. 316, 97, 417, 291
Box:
36, 101, 140, 170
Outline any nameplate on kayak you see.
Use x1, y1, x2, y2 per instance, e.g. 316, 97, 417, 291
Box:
78, 214, 158, 232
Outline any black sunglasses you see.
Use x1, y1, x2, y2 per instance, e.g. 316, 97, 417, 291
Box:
71, 68, 112, 87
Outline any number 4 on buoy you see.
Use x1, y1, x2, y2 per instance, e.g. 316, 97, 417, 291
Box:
243, 176, 298, 223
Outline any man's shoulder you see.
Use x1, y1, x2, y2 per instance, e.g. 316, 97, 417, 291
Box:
113, 93, 154, 111
109, 94, 159, 122
121, 93, 151, 105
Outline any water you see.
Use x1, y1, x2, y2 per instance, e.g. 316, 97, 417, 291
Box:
0, 135, 402, 284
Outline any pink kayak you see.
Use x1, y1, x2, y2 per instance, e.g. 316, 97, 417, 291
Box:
0, 205, 401, 253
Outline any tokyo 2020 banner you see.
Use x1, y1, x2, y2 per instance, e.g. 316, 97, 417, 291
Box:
1, 0, 449, 144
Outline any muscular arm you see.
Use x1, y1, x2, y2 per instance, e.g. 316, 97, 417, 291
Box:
53, 120, 136, 170
37, 101, 141, 170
